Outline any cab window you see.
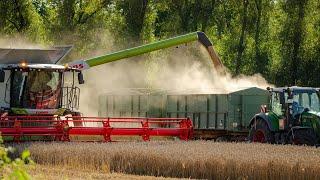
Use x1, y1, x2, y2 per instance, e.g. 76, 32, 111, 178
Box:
272, 92, 282, 116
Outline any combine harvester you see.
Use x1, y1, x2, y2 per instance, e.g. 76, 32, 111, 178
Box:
0, 32, 223, 142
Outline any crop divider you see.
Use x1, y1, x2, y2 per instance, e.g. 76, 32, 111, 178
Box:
102, 118, 112, 142
0, 116, 194, 142
13, 119, 21, 142
141, 118, 150, 141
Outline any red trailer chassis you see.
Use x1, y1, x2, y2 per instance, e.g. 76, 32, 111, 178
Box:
0, 116, 193, 142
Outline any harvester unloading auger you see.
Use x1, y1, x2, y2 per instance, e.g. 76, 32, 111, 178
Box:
0, 32, 223, 142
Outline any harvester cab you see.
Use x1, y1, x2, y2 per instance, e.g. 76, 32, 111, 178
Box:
249, 86, 320, 145
0, 47, 82, 118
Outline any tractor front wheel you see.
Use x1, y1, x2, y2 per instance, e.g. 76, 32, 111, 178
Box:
248, 119, 274, 143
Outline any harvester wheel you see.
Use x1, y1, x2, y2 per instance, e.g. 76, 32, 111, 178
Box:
248, 119, 274, 143
287, 128, 317, 146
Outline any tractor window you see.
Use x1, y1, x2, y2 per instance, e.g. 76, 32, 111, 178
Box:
293, 92, 320, 112
271, 92, 282, 116
300, 93, 310, 109
310, 93, 320, 111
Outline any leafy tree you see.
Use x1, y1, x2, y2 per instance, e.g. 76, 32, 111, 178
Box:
117, 0, 149, 42
299, 0, 320, 86
0, 0, 320, 86
0, 0, 47, 43
276, 0, 308, 86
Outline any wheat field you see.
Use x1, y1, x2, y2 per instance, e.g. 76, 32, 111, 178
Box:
27, 165, 176, 180
13, 141, 320, 179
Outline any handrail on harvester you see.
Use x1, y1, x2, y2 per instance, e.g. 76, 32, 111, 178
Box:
0, 116, 193, 142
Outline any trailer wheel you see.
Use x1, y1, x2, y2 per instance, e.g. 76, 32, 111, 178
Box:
248, 119, 274, 143
215, 136, 228, 142
287, 128, 317, 146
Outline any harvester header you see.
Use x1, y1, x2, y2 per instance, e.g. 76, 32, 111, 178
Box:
68, 32, 223, 70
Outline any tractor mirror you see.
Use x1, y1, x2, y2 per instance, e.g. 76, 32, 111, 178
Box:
78, 72, 85, 84
0, 70, 5, 83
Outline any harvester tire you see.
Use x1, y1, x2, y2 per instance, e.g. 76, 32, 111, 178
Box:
287, 128, 317, 146
248, 118, 274, 143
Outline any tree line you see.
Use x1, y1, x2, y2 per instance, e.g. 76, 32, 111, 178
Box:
0, 0, 319, 87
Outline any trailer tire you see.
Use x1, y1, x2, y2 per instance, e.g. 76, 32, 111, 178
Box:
287, 128, 317, 146
248, 118, 274, 143
215, 136, 228, 142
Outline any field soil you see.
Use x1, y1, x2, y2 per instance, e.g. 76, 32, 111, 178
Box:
12, 141, 320, 179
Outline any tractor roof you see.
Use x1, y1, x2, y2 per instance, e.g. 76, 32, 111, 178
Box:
271, 86, 317, 93
0, 46, 72, 64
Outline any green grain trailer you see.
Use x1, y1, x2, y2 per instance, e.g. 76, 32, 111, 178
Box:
98, 89, 165, 118
98, 87, 270, 140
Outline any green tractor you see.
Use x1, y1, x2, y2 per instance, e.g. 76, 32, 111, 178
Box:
248, 86, 320, 145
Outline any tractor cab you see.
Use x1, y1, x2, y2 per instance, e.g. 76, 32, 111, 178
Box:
269, 87, 320, 120
0, 47, 84, 116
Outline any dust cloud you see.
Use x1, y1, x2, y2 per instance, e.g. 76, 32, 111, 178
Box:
78, 59, 148, 116
0, 36, 48, 49
78, 44, 272, 116
0, 35, 272, 117
147, 47, 271, 94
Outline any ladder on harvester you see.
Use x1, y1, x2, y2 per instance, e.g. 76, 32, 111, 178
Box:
0, 116, 193, 142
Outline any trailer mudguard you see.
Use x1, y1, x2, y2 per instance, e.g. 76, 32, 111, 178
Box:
67, 32, 223, 70
248, 113, 276, 132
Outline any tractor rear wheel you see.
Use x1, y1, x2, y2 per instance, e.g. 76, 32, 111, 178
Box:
248, 119, 274, 143
287, 128, 317, 146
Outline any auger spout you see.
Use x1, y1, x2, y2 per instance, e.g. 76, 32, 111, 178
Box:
67, 32, 223, 70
